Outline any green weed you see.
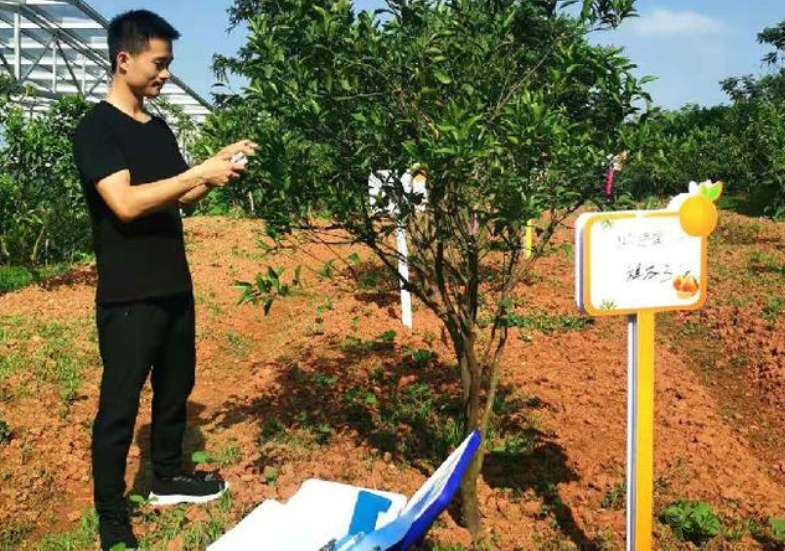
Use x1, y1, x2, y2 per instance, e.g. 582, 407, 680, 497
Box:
0, 522, 31, 551
0, 315, 95, 405
34, 509, 97, 551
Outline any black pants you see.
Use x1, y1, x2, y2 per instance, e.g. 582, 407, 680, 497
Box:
92, 292, 195, 514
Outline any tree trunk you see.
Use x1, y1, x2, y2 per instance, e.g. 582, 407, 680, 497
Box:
460, 455, 483, 537
453, 328, 486, 539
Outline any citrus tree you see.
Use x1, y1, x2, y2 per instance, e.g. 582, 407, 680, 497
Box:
720, 18, 785, 218
209, 0, 647, 536
0, 84, 93, 268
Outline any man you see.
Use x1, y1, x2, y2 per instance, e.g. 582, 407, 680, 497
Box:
72, 10, 257, 551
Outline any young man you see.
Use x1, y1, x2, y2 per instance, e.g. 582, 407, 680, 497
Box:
72, 10, 257, 551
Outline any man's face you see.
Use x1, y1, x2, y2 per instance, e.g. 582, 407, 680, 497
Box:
117, 38, 173, 98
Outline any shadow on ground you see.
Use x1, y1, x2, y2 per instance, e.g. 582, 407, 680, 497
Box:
211, 333, 598, 549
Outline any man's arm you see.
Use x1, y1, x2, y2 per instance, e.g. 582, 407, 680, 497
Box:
178, 183, 212, 207
94, 153, 242, 222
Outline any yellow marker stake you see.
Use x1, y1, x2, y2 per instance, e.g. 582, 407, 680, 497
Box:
524, 219, 534, 259
627, 311, 655, 551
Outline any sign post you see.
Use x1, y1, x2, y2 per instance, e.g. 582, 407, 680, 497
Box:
576, 180, 722, 551
368, 169, 428, 330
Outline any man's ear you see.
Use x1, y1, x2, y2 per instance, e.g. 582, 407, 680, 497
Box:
116, 51, 130, 73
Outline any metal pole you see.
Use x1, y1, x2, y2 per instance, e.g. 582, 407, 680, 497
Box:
13, 10, 21, 80
80, 52, 85, 94
51, 37, 57, 92
626, 312, 655, 551
626, 314, 638, 551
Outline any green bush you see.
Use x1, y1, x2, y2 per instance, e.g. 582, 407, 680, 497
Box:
0, 88, 93, 267
618, 105, 750, 199
618, 17, 785, 218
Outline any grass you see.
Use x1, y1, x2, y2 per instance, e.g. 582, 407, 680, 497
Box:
0, 315, 97, 406
34, 509, 97, 551
502, 311, 592, 341
600, 482, 626, 510
365, 382, 536, 467
403, 345, 433, 368
0, 263, 74, 294
354, 263, 397, 291
315, 296, 333, 316
195, 291, 223, 318
36, 493, 235, 551
0, 523, 32, 551
340, 336, 375, 354
192, 440, 242, 468
748, 249, 785, 277
365, 381, 464, 463
259, 417, 334, 463
763, 295, 785, 323
225, 330, 252, 360
339, 332, 399, 355
0, 418, 10, 443
135, 493, 233, 550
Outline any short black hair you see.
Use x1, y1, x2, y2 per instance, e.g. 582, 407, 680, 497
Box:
107, 10, 181, 74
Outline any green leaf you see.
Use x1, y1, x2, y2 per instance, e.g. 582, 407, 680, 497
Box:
581, 0, 593, 20
192, 450, 210, 464
376, 330, 396, 342
433, 70, 452, 84
770, 518, 785, 542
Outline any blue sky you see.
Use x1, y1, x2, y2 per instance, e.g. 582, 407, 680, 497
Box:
94, 1, 784, 111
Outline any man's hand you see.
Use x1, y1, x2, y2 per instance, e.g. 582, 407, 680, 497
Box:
195, 152, 245, 188
217, 139, 259, 160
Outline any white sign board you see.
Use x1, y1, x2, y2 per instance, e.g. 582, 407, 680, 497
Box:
575, 211, 707, 316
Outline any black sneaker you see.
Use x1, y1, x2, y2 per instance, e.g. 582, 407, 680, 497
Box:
148, 472, 228, 506
98, 508, 138, 551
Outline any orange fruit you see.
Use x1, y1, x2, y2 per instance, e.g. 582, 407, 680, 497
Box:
679, 196, 718, 237
682, 275, 699, 295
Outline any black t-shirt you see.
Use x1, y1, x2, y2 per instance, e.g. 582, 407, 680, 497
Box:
73, 100, 193, 305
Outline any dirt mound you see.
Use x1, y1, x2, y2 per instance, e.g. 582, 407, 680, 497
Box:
1, 212, 785, 550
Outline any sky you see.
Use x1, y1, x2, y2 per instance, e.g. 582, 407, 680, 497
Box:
92, 1, 784, 111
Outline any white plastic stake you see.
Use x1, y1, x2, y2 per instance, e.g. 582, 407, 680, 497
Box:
369, 169, 424, 330
396, 223, 413, 329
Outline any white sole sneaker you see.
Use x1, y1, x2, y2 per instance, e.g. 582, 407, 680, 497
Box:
147, 481, 229, 507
